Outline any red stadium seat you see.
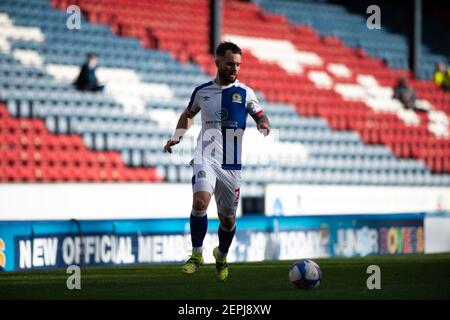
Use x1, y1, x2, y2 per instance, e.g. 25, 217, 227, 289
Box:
0, 103, 163, 182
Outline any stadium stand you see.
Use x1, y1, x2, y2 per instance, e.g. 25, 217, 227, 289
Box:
0, 102, 162, 182
259, 0, 450, 78
0, 0, 449, 191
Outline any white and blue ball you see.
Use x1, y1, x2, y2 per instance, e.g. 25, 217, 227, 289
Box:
289, 259, 322, 289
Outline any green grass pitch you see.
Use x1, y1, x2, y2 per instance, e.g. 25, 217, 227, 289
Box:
1, 253, 449, 300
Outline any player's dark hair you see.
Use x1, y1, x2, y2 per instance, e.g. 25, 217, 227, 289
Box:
216, 41, 242, 57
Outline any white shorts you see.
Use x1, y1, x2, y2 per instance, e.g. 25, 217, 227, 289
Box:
192, 160, 241, 217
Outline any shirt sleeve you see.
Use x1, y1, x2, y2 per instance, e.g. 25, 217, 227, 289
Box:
246, 88, 263, 117
187, 87, 201, 114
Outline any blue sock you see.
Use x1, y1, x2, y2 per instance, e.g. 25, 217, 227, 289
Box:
218, 224, 236, 254
190, 210, 207, 249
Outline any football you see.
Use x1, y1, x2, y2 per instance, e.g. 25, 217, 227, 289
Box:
289, 259, 322, 289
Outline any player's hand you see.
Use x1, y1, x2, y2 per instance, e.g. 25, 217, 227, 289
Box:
257, 122, 271, 137
164, 139, 180, 153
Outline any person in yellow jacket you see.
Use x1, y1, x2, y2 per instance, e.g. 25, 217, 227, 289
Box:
434, 62, 450, 91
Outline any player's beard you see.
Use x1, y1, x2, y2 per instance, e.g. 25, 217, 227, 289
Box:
219, 69, 237, 85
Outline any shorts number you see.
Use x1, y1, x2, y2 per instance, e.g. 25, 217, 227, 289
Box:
234, 188, 240, 205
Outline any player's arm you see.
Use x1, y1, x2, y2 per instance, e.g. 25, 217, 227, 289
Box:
164, 108, 197, 153
251, 110, 271, 137
247, 88, 270, 136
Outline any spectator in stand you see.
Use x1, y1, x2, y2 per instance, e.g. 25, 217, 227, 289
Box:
433, 62, 450, 91
393, 77, 418, 111
74, 52, 104, 92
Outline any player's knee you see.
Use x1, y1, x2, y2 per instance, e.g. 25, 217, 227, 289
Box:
219, 215, 236, 231
193, 198, 208, 211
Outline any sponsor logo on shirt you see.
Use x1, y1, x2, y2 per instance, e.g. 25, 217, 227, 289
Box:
215, 108, 229, 120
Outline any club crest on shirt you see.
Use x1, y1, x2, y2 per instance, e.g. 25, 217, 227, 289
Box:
232, 93, 242, 104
